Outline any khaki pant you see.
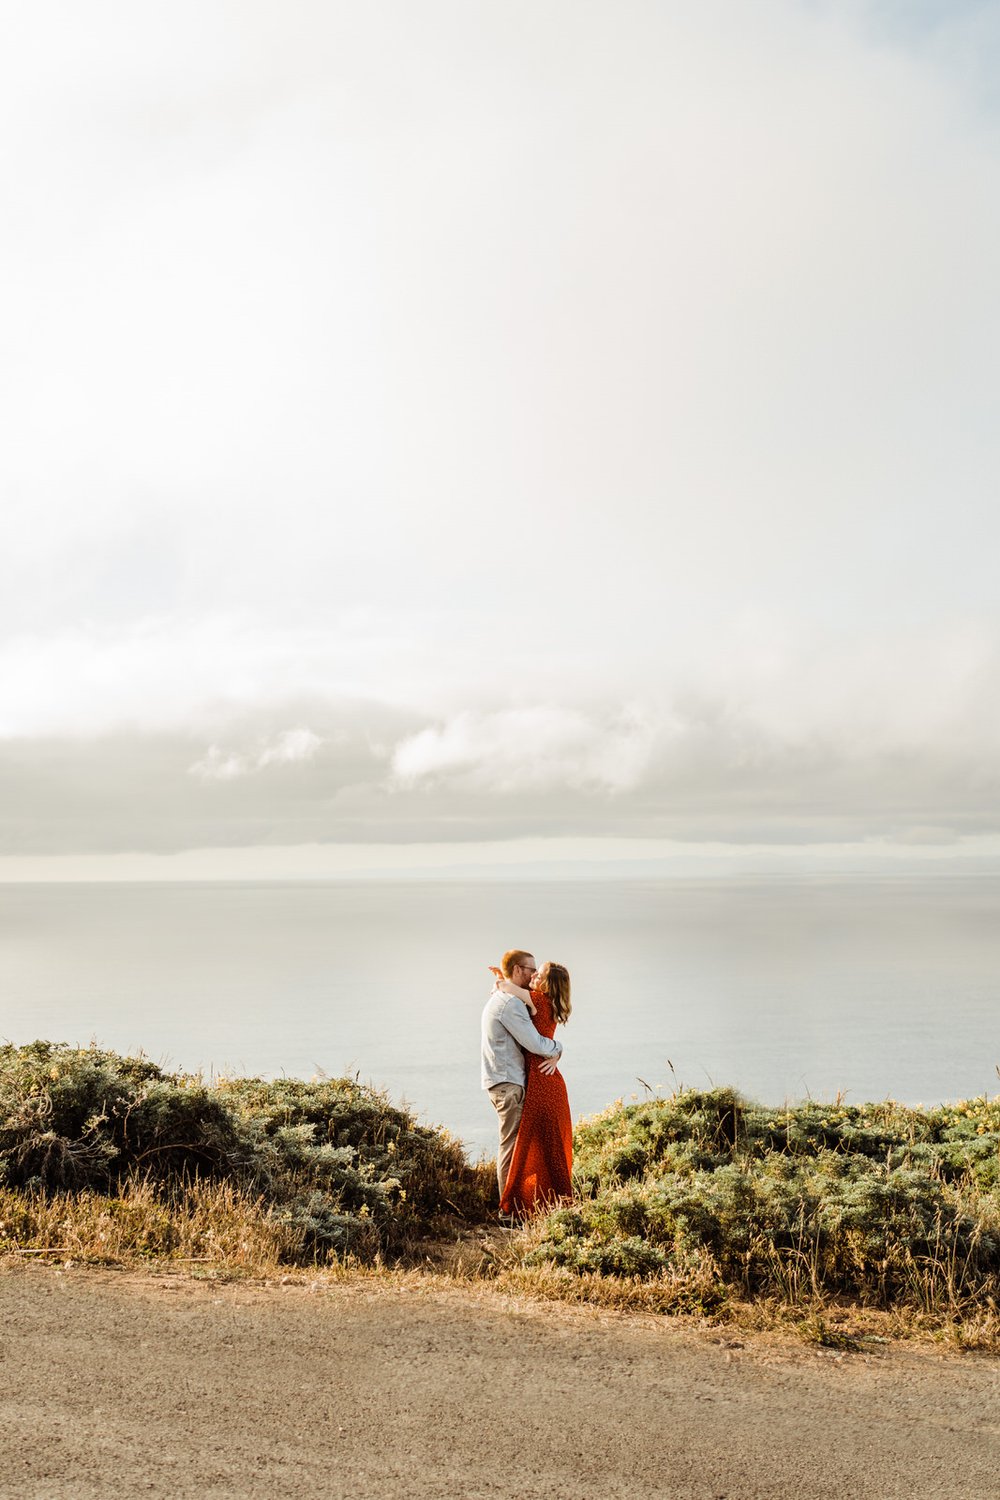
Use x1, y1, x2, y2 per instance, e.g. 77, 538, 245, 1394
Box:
488, 1082, 525, 1200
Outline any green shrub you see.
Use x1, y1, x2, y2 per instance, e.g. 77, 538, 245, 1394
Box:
0, 1042, 493, 1262
527, 1088, 1000, 1313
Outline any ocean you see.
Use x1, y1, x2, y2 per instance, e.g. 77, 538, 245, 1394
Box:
2, 875, 998, 1157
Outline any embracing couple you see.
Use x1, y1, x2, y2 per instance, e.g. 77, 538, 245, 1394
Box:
481, 948, 573, 1224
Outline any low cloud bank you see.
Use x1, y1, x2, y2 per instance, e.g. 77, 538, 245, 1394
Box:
3, 662, 1000, 855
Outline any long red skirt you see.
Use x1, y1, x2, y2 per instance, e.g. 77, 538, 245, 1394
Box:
500, 995, 572, 1217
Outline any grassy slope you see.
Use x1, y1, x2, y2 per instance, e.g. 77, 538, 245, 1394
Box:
3, 1043, 1000, 1344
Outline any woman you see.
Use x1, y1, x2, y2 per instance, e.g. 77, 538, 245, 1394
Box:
491, 961, 573, 1218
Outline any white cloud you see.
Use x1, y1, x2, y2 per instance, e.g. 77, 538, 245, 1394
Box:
392, 707, 657, 794
257, 727, 324, 768
0, 616, 421, 738
188, 746, 247, 782
190, 727, 324, 781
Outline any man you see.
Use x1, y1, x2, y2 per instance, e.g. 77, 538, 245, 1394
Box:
481, 948, 562, 1214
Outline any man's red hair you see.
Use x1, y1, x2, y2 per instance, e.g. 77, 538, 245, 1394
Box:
501, 949, 534, 978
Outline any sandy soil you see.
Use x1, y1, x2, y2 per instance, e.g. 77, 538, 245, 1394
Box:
2, 1263, 999, 1500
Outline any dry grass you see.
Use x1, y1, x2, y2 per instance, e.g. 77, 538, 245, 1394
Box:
0, 1179, 308, 1271
3, 1179, 999, 1351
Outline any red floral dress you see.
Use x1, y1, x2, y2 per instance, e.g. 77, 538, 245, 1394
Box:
500, 989, 573, 1217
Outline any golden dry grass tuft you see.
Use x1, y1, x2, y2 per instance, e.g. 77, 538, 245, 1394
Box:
0, 1179, 306, 1270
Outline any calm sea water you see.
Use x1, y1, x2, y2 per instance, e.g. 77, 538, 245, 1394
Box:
1, 876, 998, 1157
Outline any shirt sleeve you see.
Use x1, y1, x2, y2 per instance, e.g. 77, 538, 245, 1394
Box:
498, 997, 563, 1059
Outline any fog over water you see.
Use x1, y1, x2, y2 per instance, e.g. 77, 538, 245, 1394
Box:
3, 875, 998, 1157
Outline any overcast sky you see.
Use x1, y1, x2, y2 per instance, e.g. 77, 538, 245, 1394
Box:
3, 0, 1000, 874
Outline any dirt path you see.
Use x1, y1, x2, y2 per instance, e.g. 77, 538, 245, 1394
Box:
2, 1264, 999, 1500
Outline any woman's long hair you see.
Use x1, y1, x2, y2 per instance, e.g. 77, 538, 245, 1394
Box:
537, 962, 571, 1024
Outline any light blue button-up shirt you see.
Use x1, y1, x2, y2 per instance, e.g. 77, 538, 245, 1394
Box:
481, 987, 562, 1089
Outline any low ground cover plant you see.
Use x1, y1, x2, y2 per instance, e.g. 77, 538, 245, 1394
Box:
0, 1041, 493, 1263
522, 1088, 1000, 1322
